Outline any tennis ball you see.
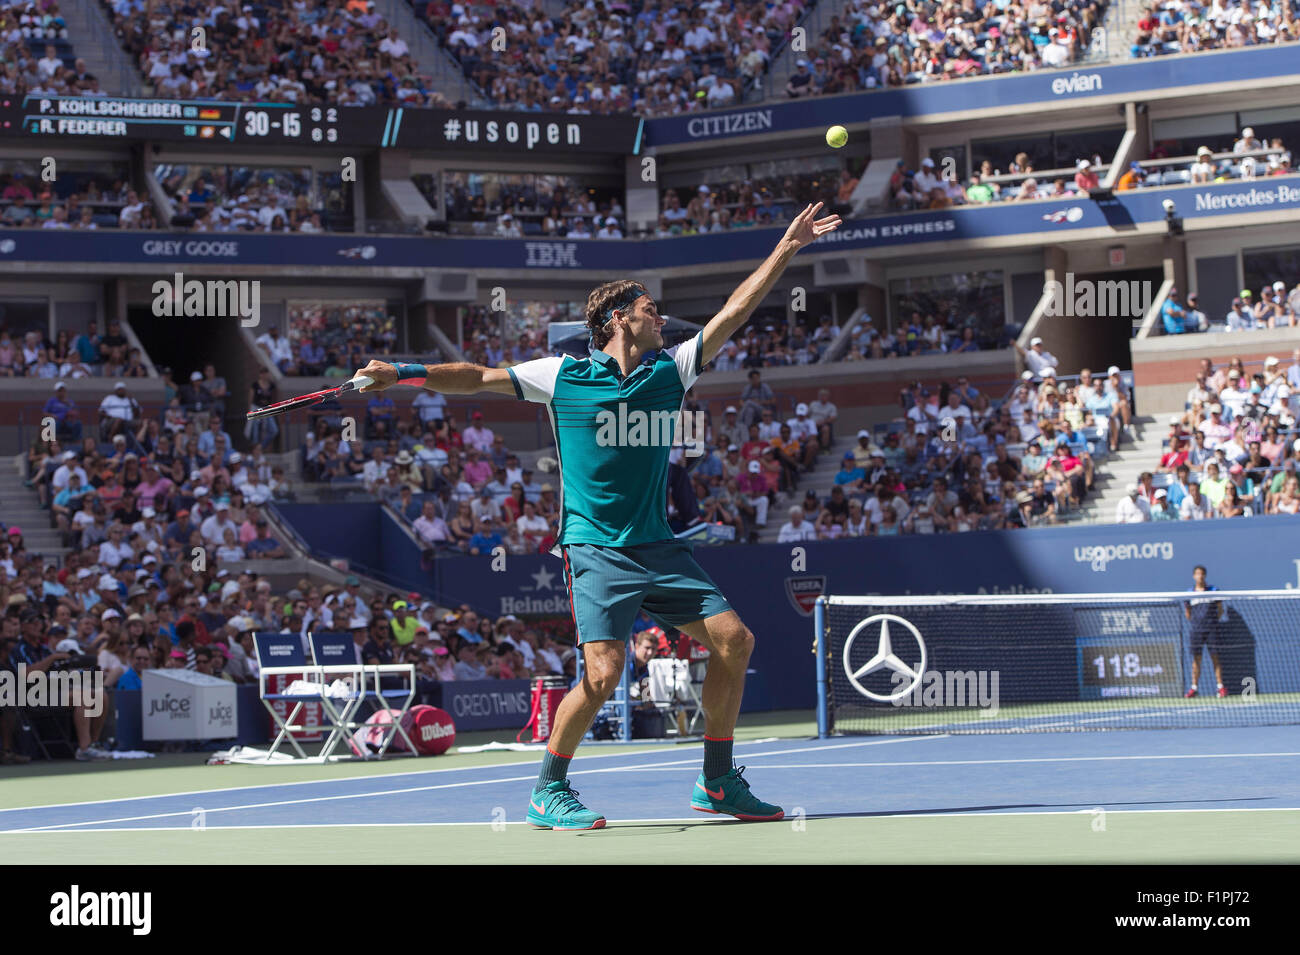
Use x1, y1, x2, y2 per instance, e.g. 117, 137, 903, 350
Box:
826, 125, 848, 149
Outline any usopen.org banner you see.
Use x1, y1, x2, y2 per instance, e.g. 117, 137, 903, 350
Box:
0, 179, 1295, 272
645, 45, 1300, 147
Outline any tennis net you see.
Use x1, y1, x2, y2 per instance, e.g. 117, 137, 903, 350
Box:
815, 591, 1300, 735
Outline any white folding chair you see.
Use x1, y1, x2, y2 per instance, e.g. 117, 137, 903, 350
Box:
647, 651, 708, 736
307, 633, 370, 759
360, 660, 418, 757
253, 633, 358, 761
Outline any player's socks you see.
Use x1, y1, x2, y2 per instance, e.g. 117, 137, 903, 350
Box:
703, 735, 733, 780
537, 747, 572, 789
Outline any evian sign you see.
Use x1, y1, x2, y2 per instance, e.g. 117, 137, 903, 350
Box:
1051, 72, 1103, 95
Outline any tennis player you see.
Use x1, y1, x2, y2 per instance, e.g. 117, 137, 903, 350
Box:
1184, 564, 1226, 698
356, 201, 841, 829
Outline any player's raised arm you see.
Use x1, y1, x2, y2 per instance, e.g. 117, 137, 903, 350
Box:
698, 201, 841, 365
355, 359, 517, 396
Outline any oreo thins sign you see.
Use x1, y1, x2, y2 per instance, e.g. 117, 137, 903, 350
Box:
786, 576, 826, 617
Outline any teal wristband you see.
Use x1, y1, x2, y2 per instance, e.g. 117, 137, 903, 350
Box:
394, 362, 427, 385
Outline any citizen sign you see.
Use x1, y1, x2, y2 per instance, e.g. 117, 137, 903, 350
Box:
686, 110, 773, 138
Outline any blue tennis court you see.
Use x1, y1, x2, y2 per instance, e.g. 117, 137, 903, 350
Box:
3, 727, 1295, 835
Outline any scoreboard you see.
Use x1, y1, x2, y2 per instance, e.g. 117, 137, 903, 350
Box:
5, 97, 375, 145
0, 96, 639, 154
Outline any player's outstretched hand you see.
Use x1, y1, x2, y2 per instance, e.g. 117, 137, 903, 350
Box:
356, 359, 398, 392
784, 201, 842, 250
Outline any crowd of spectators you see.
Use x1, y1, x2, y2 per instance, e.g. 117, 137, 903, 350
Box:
785, 0, 1106, 100
1, 369, 312, 759
423, 0, 807, 116
328, 337, 1127, 547
1128, 128, 1293, 189
106, 0, 453, 108
153, 166, 347, 234
0, 5, 110, 100
462, 296, 1002, 374
1119, 352, 1300, 521
28, 373, 294, 527
895, 129, 1292, 212
0, 548, 576, 759
301, 395, 573, 558
727, 356, 1121, 539
650, 172, 854, 235
433, 158, 854, 239
1132, 0, 1300, 57
1, 168, 145, 230
0, 318, 146, 379
438, 170, 627, 239
458, 305, 553, 368
257, 304, 399, 379
373, 606, 580, 694
1159, 278, 1299, 334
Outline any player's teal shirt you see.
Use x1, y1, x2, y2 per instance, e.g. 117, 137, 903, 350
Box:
508, 332, 704, 553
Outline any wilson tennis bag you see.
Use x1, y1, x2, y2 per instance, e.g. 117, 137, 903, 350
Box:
518, 675, 570, 743
350, 705, 455, 756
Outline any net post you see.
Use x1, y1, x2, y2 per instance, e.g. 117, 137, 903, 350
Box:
815, 596, 828, 738
618, 659, 632, 742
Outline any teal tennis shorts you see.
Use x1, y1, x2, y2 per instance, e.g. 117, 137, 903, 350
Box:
560, 539, 733, 645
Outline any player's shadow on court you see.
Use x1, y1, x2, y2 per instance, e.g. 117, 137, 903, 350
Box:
806, 795, 1276, 819
577, 824, 700, 836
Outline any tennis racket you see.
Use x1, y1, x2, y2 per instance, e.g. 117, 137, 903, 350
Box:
245, 375, 374, 420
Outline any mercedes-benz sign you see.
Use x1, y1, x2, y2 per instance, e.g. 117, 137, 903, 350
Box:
842, 613, 927, 702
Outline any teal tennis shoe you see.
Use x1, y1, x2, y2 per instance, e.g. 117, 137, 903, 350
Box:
690, 766, 784, 821
526, 780, 606, 830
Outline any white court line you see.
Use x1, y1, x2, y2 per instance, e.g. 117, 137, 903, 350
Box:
0, 733, 861, 816
3, 736, 945, 833
609, 751, 1300, 770
3, 805, 1298, 836
1035, 711, 1178, 729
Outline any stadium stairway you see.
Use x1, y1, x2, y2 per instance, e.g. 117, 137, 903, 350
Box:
0, 467, 66, 560
754, 436, 848, 544
1069, 414, 1161, 525
374, 0, 482, 107
1106, 0, 1142, 61
60, 0, 145, 96
763, 1, 847, 101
